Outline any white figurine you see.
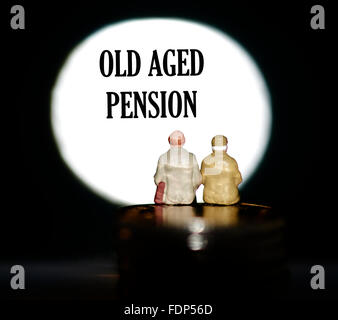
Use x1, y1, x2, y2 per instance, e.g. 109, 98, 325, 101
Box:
154, 130, 202, 205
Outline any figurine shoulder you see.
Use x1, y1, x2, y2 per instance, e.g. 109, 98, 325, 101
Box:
201, 154, 214, 165
226, 154, 239, 166
189, 152, 198, 160
158, 151, 169, 163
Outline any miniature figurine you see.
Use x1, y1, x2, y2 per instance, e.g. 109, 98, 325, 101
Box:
154, 130, 202, 205
201, 135, 242, 205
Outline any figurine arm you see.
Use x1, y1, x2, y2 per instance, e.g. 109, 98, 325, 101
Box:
154, 158, 165, 186
200, 160, 206, 184
232, 160, 242, 185
192, 155, 202, 191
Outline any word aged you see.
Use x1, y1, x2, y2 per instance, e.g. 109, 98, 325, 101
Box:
99, 49, 204, 119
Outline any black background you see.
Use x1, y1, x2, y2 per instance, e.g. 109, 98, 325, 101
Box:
2, 0, 335, 301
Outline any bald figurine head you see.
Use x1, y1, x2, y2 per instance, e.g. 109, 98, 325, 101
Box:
212, 135, 228, 151
168, 130, 185, 147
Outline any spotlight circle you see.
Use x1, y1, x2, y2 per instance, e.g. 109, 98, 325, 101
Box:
51, 18, 272, 205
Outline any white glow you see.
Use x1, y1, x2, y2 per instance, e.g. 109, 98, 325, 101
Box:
187, 233, 207, 251
51, 18, 271, 205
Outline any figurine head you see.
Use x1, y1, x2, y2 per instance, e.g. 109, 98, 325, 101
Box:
168, 130, 185, 147
212, 135, 228, 151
